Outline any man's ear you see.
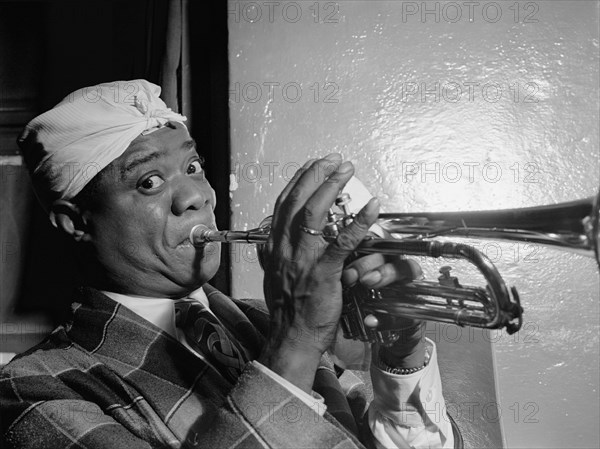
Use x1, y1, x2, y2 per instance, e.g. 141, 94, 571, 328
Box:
49, 199, 91, 242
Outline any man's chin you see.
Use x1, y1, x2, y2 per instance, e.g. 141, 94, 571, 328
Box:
172, 268, 218, 295
194, 244, 221, 279
166, 242, 221, 287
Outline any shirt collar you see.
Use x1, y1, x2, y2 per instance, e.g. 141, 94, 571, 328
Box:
101, 287, 210, 338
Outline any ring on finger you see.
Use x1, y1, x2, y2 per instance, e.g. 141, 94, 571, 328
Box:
299, 224, 324, 236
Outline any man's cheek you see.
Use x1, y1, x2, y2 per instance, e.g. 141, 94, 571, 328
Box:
146, 201, 166, 219
116, 240, 144, 264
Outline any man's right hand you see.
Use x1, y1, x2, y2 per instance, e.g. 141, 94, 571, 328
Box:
258, 154, 380, 393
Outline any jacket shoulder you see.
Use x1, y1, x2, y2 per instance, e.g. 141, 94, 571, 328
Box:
1, 326, 98, 379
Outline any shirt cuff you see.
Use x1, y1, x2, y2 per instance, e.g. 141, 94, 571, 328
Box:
252, 361, 326, 416
369, 338, 453, 446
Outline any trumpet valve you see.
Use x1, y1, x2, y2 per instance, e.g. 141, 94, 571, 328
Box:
363, 314, 379, 329
335, 193, 351, 214
335, 193, 355, 227
438, 265, 461, 288
325, 209, 340, 237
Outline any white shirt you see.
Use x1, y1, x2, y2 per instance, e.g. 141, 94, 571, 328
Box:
103, 288, 453, 448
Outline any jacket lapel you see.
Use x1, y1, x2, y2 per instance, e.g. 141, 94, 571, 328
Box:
67, 286, 363, 442
66, 288, 232, 434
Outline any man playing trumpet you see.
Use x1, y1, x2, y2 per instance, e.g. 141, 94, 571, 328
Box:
1, 80, 454, 448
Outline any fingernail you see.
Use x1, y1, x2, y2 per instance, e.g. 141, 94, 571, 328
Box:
338, 161, 353, 173
361, 271, 382, 286
324, 153, 342, 161
365, 197, 380, 211
303, 158, 316, 168
342, 268, 359, 286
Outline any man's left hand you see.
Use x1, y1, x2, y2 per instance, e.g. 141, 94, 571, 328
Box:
342, 255, 427, 368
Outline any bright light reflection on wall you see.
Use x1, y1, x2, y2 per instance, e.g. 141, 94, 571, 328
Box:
229, 1, 600, 447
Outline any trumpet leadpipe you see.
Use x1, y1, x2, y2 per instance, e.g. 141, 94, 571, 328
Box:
190, 223, 481, 260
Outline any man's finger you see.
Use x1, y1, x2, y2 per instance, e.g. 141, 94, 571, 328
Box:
321, 197, 380, 269
273, 159, 315, 214
272, 154, 343, 244
284, 154, 342, 213
296, 160, 355, 248
271, 159, 315, 238
345, 254, 385, 276
341, 267, 359, 286
360, 258, 424, 289
342, 253, 386, 286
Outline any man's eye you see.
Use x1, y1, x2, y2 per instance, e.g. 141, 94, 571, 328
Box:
187, 160, 203, 175
139, 175, 165, 190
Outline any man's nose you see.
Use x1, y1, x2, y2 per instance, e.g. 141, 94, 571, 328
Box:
171, 176, 214, 215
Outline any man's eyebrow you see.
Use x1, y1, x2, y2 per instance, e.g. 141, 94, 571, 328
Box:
120, 151, 162, 179
119, 139, 199, 180
183, 139, 197, 152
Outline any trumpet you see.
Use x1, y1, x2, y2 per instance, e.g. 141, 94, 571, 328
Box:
190, 190, 599, 345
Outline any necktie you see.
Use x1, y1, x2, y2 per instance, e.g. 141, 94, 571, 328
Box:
175, 300, 250, 383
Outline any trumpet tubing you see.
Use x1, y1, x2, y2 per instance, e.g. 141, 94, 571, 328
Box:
190, 190, 599, 345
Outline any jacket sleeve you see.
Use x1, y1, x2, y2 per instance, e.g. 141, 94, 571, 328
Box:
1, 360, 365, 449
184, 361, 365, 449
1, 370, 156, 449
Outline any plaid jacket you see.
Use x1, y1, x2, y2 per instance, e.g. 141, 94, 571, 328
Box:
1, 286, 368, 449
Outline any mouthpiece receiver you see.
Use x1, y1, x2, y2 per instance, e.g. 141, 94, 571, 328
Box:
189, 224, 272, 245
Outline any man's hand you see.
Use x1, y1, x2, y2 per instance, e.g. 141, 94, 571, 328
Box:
343, 254, 427, 369
258, 154, 380, 392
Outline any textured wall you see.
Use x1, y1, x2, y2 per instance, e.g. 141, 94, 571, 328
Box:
228, 1, 599, 447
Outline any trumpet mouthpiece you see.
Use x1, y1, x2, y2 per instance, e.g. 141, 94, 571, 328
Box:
189, 224, 212, 245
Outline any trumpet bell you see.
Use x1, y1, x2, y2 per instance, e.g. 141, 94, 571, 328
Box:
377, 190, 600, 266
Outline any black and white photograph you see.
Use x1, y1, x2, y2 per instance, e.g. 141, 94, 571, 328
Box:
1, 1, 598, 448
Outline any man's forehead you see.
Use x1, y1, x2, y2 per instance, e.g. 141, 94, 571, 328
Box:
94, 126, 197, 184
122, 125, 194, 159
118, 129, 196, 166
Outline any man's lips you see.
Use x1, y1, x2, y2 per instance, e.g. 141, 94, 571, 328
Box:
177, 239, 195, 248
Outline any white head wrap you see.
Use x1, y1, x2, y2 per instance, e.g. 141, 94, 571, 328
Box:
18, 79, 186, 211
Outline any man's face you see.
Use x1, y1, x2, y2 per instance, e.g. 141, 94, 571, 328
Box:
83, 122, 221, 297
